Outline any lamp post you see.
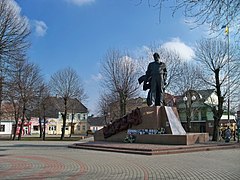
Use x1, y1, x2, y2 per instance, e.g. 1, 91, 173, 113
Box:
183, 90, 202, 132
104, 110, 109, 125
224, 0, 231, 125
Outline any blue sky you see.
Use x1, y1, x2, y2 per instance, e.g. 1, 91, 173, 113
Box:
14, 0, 206, 115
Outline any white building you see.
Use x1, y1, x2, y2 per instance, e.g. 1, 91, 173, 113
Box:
0, 120, 14, 135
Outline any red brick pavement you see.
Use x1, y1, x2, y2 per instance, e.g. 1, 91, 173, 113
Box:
1, 141, 240, 179
0, 155, 88, 179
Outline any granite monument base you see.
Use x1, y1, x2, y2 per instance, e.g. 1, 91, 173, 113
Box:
94, 106, 209, 145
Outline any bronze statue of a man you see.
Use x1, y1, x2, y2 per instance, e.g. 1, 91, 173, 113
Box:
139, 52, 167, 106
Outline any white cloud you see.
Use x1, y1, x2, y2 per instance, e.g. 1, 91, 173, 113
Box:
91, 73, 103, 81
65, 0, 95, 6
34, 20, 48, 37
162, 38, 195, 61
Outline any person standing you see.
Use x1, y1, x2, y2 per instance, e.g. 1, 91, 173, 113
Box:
225, 126, 231, 142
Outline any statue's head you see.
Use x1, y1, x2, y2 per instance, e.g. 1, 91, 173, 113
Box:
153, 53, 160, 61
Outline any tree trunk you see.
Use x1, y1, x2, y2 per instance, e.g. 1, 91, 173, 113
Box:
18, 118, 24, 140
61, 99, 67, 140
212, 68, 224, 141
123, 97, 126, 117
12, 121, 18, 140
212, 107, 224, 141
119, 91, 127, 118
61, 113, 66, 140
212, 118, 220, 141
69, 112, 74, 138
12, 109, 19, 140
39, 117, 42, 138
43, 116, 46, 141
185, 103, 191, 132
18, 107, 26, 140
0, 77, 3, 125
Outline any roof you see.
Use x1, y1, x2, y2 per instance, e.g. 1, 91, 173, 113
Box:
196, 89, 215, 101
175, 89, 215, 104
32, 97, 88, 118
87, 116, 106, 126
51, 97, 88, 113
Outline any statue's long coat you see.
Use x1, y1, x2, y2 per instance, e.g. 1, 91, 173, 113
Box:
145, 60, 167, 106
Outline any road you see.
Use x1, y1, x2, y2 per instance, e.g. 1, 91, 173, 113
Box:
0, 140, 239, 180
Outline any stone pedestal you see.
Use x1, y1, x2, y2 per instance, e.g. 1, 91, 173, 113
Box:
94, 106, 209, 145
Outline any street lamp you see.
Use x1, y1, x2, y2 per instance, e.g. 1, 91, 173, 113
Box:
104, 110, 110, 125
183, 90, 202, 132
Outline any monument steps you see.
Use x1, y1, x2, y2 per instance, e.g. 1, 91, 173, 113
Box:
68, 142, 240, 156
69, 144, 153, 155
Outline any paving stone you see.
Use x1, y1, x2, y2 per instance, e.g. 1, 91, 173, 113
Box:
0, 141, 239, 179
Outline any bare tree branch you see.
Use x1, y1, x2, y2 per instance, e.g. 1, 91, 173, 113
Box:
5, 60, 43, 140
99, 49, 140, 118
49, 67, 87, 140
194, 38, 239, 141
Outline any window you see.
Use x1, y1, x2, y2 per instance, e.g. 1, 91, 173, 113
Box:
0, 125, 5, 132
33, 126, 39, 131
49, 126, 56, 131
77, 125, 81, 131
82, 125, 86, 131
201, 110, 207, 120
78, 114, 81, 120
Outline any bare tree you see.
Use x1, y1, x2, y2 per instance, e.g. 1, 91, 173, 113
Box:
0, 0, 30, 60
137, 0, 240, 34
173, 62, 206, 132
0, 0, 30, 124
6, 60, 43, 140
100, 49, 140, 118
195, 38, 239, 141
98, 93, 110, 116
4, 86, 20, 140
34, 84, 50, 140
49, 67, 87, 140
40, 90, 52, 141
174, 0, 240, 33
172, 62, 205, 95
97, 91, 118, 122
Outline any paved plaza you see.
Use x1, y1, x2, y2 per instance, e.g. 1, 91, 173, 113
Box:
0, 140, 240, 180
